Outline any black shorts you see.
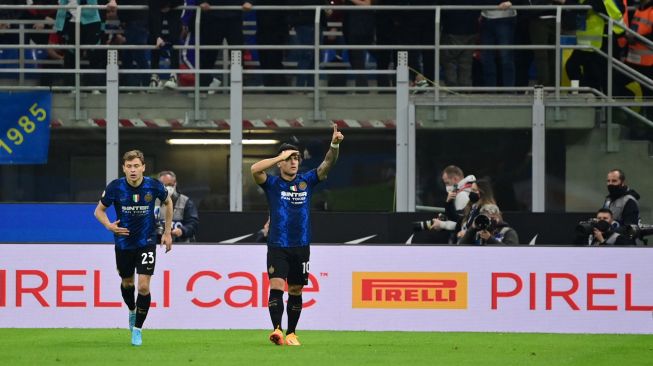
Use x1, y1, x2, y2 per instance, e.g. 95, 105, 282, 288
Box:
267, 246, 310, 286
115, 245, 157, 278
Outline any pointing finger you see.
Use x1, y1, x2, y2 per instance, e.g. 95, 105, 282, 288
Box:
333, 123, 338, 133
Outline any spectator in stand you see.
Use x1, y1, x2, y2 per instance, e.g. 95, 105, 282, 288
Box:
147, 0, 185, 89
118, 0, 149, 88
342, 0, 374, 89
288, 0, 325, 88
525, 0, 567, 87
21, 1, 58, 45
43, 27, 65, 85
198, 0, 252, 89
395, 0, 437, 87
54, 0, 116, 88
440, 0, 481, 87
373, 0, 400, 89
478, 0, 525, 87
0, 0, 24, 44
256, 0, 289, 88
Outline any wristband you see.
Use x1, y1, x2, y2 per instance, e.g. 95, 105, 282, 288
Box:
330, 142, 340, 149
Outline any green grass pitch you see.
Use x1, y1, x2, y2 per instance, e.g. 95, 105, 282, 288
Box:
0, 329, 651, 366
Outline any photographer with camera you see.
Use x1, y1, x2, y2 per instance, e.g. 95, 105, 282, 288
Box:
155, 170, 199, 243
602, 169, 641, 228
422, 166, 476, 233
451, 179, 497, 243
577, 208, 635, 246
459, 204, 519, 245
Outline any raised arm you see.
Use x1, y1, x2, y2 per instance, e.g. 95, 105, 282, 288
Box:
317, 124, 344, 181
251, 149, 299, 184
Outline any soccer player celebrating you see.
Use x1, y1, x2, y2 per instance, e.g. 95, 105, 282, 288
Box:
94, 150, 173, 346
251, 125, 344, 346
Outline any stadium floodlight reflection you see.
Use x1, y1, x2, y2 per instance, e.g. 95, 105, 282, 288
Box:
166, 139, 280, 145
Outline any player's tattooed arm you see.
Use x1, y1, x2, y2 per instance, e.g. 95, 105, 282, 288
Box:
318, 124, 344, 180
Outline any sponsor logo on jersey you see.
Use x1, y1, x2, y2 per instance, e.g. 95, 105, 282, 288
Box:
352, 272, 468, 309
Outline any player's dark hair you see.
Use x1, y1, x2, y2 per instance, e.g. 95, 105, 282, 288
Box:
277, 143, 301, 158
123, 150, 145, 165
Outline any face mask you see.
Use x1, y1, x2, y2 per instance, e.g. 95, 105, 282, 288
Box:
607, 184, 625, 197
468, 192, 480, 203
165, 186, 176, 197
594, 220, 611, 233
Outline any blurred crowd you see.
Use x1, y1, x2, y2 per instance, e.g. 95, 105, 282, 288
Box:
0, 1, 650, 96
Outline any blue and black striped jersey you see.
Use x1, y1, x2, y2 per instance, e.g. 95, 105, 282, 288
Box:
259, 169, 321, 248
100, 176, 168, 250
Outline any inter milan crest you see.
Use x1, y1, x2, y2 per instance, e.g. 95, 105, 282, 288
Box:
144, 193, 153, 202
132, 194, 140, 203
298, 181, 307, 191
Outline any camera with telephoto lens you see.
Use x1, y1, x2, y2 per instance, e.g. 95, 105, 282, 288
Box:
623, 224, 653, 242
412, 214, 447, 232
575, 219, 612, 236
473, 214, 496, 232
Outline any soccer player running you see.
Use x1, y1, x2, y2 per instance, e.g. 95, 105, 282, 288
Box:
94, 150, 173, 346
251, 125, 344, 346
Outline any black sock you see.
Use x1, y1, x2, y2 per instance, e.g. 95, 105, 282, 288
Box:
135, 293, 151, 329
286, 294, 303, 335
268, 289, 284, 331
120, 284, 135, 311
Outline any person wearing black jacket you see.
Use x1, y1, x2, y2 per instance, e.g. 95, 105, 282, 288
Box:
198, 0, 253, 87
587, 208, 635, 245
288, 0, 325, 87
525, 0, 566, 86
256, 0, 288, 87
156, 170, 200, 242
394, 0, 438, 84
440, 0, 481, 87
602, 169, 641, 228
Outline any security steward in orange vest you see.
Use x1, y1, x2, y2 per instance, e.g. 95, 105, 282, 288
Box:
626, 0, 653, 86
625, 0, 653, 114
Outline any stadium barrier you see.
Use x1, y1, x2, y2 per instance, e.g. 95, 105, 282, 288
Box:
0, 244, 651, 333
0, 203, 594, 245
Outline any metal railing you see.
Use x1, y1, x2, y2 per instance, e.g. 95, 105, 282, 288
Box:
1, 4, 653, 212
2, 5, 653, 118
4, 4, 646, 113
